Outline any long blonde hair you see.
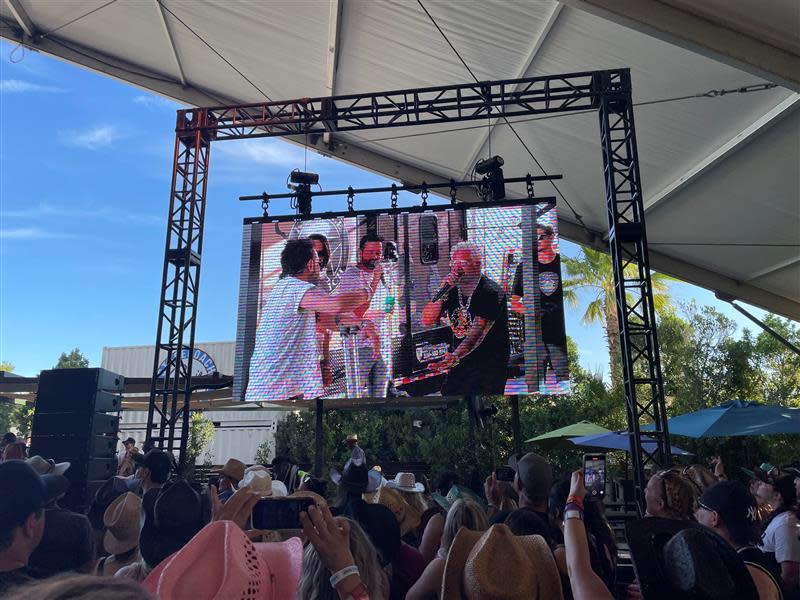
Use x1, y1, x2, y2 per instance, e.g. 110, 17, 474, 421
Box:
441, 499, 488, 552
296, 517, 386, 600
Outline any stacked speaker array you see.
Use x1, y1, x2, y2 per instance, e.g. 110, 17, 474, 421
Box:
30, 368, 124, 511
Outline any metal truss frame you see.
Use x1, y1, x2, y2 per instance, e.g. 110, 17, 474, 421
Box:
596, 71, 671, 506
146, 110, 211, 468
149, 68, 671, 504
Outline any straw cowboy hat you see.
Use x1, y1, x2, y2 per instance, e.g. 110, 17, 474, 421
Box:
144, 521, 303, 600
103, 492, 141, 555
375, 486, 421, 537
441, 524, 562, 600
26, 455, 71, 477
220, 458, 246, 483
386, 472, 424, 493
239, 466, 287, 497
345, 433, 358, 443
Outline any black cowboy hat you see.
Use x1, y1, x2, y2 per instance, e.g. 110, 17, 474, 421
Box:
626, 517, 757, 600
139, 480, 203, 568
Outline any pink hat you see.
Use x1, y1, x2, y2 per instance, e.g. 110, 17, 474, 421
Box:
143, 521, 303, 600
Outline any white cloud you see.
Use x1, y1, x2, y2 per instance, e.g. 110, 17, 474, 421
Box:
216, 139, 315, 169
58, 125, 118, 150
133, 94, 184, 110
0, 79, 64, 93
0, 227, 76, 240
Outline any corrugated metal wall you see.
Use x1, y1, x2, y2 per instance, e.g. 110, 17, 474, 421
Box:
102, 344, 283, 465
101, 342, 237, 378
118, 409, 285, 465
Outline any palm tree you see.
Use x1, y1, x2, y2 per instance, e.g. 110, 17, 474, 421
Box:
563, 247, 673, 388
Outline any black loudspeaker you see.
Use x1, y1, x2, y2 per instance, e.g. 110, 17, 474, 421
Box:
30, 368, 124, 511
35, 369, 123, 413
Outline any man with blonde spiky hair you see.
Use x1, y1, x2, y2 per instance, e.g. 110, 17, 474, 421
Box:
421, 241, 509, 394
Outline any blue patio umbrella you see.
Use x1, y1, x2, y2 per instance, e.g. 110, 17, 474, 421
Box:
569, 431, 692, 455
644, 400, 800, 438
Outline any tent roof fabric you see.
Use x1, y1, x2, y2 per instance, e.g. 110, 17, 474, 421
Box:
2, 0, 798, 318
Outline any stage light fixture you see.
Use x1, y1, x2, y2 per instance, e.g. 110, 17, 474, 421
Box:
287, 170, 319, 216
474, 155, 506, 201
474, 155, 504, 175
290, 170, 319, 185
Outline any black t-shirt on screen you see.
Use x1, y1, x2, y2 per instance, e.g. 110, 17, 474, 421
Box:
441, 275, 509, 394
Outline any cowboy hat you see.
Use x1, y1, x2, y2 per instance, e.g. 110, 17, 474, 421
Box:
386, 472, 424, 493
344, 433, 358, 443
361, 468, 386, 503
26, 455, 71, 477
376, 486, 421, 537
239, 468, 287, 498
220, 458, 246, 483
625, 517, 758, 600
143, 521, 303, 600
140, 480, 203, 568
103, 491, 141, 555
330, 459, 369, 494
441, 524, 562, 600
446, 484, 485, 508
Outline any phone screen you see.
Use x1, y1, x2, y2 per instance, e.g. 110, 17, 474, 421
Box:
252, 497, 315, 530
583, 454, 606, 497
495, 466, 515, 482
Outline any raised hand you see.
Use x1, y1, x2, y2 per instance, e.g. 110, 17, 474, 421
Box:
210, 485, 261, 530
300, 504, 354, 574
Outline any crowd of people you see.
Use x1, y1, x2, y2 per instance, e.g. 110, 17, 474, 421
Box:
1, 430, 798, 599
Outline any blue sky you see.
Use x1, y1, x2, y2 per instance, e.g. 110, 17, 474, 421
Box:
0, 39, 774, 379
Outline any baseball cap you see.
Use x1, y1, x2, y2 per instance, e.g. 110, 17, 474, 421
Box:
509, 453, 552, 500
0, 461, 66, 526
698, 481, 758, 543
767, 473, 797, 505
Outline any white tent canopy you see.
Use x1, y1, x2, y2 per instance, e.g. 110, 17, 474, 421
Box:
2, 0, 798, 318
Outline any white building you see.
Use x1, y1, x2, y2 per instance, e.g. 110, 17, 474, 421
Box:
101, 342, 285, 465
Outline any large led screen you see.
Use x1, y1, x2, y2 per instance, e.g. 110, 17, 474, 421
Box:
233, 200, 569, 402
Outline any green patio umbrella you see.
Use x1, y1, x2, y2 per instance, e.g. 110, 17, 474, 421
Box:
526, 420, 612, 448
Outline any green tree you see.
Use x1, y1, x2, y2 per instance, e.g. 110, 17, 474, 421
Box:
54, 348, 90, 369
254, 439, 273, 465
185, 411, 215, 478
563, 247, 673, 387
751, 316, 800, 404
0, 361, 16, 435
274, 337, 628, 495
0, 361, 33, 437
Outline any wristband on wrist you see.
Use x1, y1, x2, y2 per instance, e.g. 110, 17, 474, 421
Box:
566, 495, 584, 509
330, 565, 359, 588
564, 501, 583, 515
564, 508, 584, 522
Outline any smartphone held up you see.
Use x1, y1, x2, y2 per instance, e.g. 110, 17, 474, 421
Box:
583, 453, 606, 498
252, 497, 315, 530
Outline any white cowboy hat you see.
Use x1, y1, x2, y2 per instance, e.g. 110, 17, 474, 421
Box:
238, 469, 287, 498
26, 455, 71, 477
386, 472, 424, 493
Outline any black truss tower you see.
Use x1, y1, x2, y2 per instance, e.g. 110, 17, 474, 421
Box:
149, 69, 671, 502
146, 110, 211, 469
595, 72, 671, 506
